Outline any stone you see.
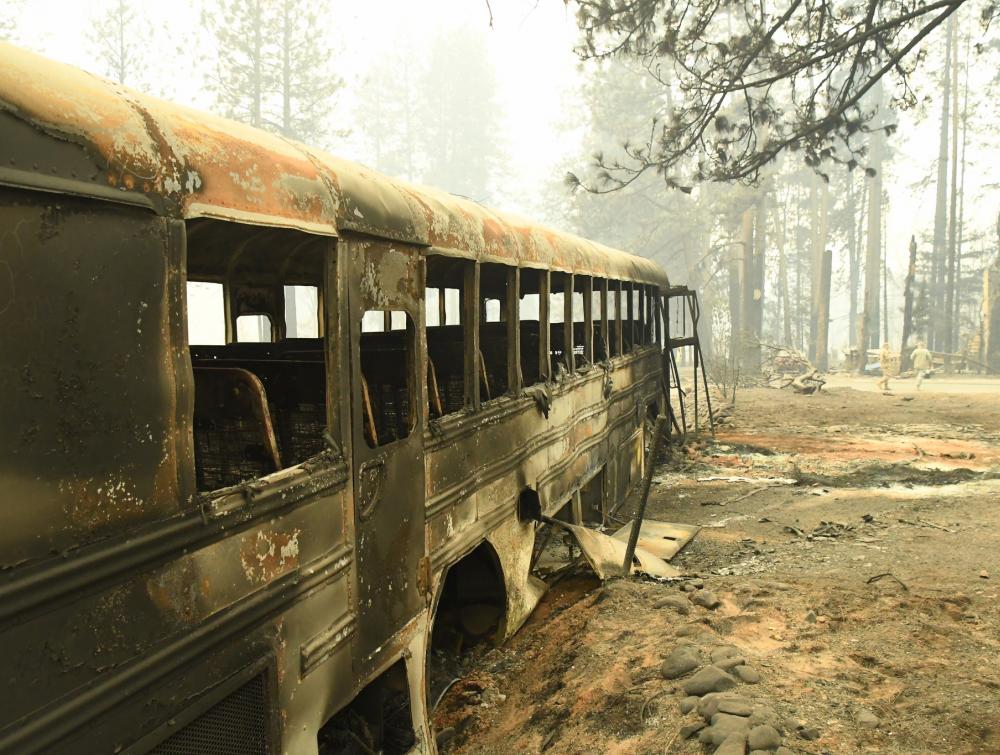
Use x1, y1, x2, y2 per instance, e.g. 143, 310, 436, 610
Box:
797, 726, 820, 740
679, 720, 706, 739
675, 624, 700, 637
716, 732, 748, 755
689, 578, 705, 589
782, 716, 802, 733
691, 590, 721, 609
712, 713, 750, 736
681, 666, 738, 696
711, 646, 742, 664
747, 724, 783, 751
697, 693, 723, 720
655, 595, 692, 614
679, 696, 700, 714
717, 655, 747, 671
718, 698, 754, 717
775, 749, 795, 755
662, 647, 702, 679
681, 582, 697, 592
750, 752, 771, 755
805, 610, 817, 623
701, 713, 750, 746
856, 708, 880, 729
980, 570, 990, 579
699, 694, 750, 720
749, 707, 782, 732
735, 665, 762, 684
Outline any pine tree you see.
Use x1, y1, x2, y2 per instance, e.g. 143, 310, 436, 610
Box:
86, 0, 153, 89
354, 45, 422, 182
204, 0, 270, 128
203, 0, 341, 145
416, 26, 505, 203
273, 0, 341, 144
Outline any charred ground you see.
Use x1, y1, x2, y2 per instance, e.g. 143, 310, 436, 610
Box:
434, 383, 1000, 754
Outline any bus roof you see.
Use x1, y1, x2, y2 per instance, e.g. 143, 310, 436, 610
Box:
0, 42, 668, 287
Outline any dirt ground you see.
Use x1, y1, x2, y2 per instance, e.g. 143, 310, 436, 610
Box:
433, 380, 1000, 755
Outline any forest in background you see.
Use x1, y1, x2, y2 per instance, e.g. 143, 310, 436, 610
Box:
2, 0, 998, 375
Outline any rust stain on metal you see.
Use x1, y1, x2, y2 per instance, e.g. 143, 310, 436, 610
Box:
240, 529, 302, 584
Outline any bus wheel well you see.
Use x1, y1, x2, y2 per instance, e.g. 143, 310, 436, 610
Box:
316, 659, 415, 755
428, 541, 507, 713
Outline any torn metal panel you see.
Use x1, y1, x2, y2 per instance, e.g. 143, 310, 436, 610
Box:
553, 521, 682, 580
611, 520, 700, 562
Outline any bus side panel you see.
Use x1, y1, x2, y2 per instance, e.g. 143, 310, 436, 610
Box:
0, 189, 194, 569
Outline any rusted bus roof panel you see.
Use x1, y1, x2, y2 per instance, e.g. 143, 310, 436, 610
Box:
141, 98, 339, 234
312, 150, 420, 243
0, 42, 161, 199
0, 43, 668, 286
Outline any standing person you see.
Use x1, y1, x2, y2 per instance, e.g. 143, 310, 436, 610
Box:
877, 342, 893, 393
911, 341, 933, 390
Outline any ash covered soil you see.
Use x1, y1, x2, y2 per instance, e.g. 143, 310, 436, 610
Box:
434, 385, 1000, 755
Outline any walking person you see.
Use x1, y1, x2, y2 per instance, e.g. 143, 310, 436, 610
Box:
877, 342, 893, 394
911, 341, 933, 390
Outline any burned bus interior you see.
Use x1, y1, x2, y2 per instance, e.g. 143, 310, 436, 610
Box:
186, 219, 329, 491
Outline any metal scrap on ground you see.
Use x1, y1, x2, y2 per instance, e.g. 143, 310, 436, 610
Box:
548, 519, 699, 580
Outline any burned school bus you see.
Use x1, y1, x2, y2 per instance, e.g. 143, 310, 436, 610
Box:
0, 43, 670, 754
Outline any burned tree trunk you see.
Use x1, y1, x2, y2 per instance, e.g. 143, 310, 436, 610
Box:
900, 236, 918, 371
944, 16, 960, 358
815, 249, 832, 371
858, 83, 884, 372
847, 175, 861, 348
736, 207, 754, 368
931, 16, 953, 351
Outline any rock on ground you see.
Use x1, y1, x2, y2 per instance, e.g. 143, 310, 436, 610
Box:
661, 647, 702, 679
856, 708, 880, 729
679, 696, 700, 714
681, 666, 737, 695
715, 732, 748, 755
690, 589, 721, 609
747, 724, 783, 751
735, 665, 761, 683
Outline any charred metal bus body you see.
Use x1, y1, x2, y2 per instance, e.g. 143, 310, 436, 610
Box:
0, 44, 669, 754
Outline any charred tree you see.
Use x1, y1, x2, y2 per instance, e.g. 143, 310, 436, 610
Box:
847, 174, 861, 348
816, 250, 833, 371
944, 14, 960, 357
900, 236, 918, 371
930, 16, 953, 350
777, 195, 793, 346
728, 239, 742, 366
858, 82, 885, 369
738, 206, 756, 369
